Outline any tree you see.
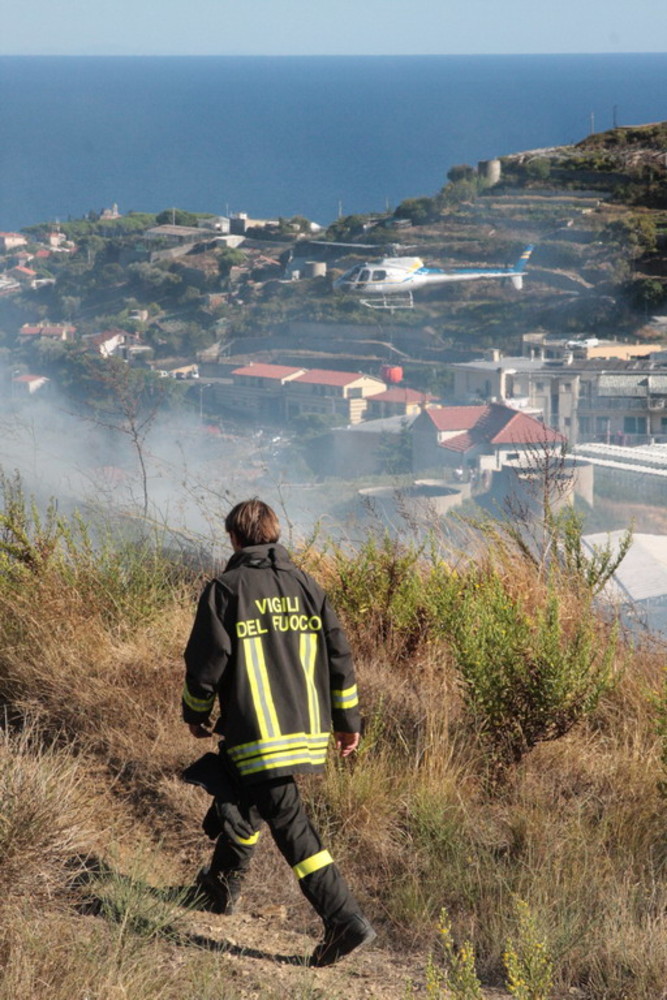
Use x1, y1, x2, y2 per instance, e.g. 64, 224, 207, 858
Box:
376, 422, 413, 475
525, 158, 551, 182
604, 214, 658, 256
156, 208, 199, 227
394, 196, 440, 225
82, 359, 175, 518
626, 277, 666, 311
324, 214, 372, 241
447, 164, 476, 184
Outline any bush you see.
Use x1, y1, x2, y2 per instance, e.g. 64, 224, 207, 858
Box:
448, 566, 619, 780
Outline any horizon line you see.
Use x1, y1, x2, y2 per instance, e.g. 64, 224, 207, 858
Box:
2, 50, 666, 58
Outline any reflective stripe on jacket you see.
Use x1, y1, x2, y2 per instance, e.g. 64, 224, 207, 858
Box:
182, 543, 360, 784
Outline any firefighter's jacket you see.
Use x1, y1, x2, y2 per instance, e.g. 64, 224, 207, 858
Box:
182, 543, 361, 785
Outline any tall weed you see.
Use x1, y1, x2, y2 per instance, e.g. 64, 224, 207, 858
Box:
0, 721, 92, 900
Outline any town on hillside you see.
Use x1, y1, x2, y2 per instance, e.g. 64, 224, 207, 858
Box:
3, 125, 667, 622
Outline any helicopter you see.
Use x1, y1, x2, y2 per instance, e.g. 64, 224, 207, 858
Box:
332, 244, 534, 311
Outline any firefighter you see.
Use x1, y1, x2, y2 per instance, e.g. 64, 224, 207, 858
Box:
181, 498, 376, 967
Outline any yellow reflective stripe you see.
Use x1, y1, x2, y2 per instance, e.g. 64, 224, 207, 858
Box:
182, 682, 215, 713
228, 731, 330, 762
235, 748, 330, 776
293, 850, 334, 880
230, 830, 261, 846
299, 632, 321, 736
243, 637, 281, 740
331, 684, 358, 710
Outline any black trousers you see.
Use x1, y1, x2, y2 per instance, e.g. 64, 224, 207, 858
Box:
209, 776, 363, 928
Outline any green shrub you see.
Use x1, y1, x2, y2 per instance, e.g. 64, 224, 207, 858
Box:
447, 568, 619, 780
323, 534, 459, 661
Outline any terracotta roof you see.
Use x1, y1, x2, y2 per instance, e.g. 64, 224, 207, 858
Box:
232, 363, 304, 380
425, 406, 489, 431
13, 374, 48, 383
486, 410, 563, 445
19, 322, 76, 337
424, 403, 564, 454
292, 369, 384, 387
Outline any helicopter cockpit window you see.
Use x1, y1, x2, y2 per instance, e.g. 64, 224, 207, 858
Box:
344, 266, 361, 283
359, 269, 371, 283
371, 270, 387, 281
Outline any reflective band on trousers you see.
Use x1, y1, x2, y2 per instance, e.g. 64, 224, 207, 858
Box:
231, 830, 261, 846
292, 849, 334, 880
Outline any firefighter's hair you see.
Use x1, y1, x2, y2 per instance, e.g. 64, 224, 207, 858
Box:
225, 499, 281, 547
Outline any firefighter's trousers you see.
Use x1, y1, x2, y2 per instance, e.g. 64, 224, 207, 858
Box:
209, 776, 363, 927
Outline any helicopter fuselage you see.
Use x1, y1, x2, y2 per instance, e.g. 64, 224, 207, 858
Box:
333, 246, 533, 299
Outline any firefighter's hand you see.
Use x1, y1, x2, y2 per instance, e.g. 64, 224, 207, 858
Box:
216, 801, 256, 842
334, 731, 360, 757
188, 722, 212, 739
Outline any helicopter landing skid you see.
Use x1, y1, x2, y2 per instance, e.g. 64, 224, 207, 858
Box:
360, 291, 414, 312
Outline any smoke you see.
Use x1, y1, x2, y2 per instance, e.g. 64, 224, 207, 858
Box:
0, 367, 374, 561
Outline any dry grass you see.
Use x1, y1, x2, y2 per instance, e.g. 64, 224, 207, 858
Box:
1, 502, 667, 998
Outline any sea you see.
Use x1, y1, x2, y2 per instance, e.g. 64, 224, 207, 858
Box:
1, 53, 667, 232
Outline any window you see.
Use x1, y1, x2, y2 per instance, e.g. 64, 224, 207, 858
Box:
624, 416, 647, 434
359, 270, 371, 283
371, 270, 387, 282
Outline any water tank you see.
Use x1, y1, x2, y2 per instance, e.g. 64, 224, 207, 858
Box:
303, 261, 327, 278
478, 158, 502, 186
380, 364, 403, 384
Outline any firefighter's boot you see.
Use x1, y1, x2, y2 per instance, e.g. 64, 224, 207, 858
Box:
194, 865, 244, 915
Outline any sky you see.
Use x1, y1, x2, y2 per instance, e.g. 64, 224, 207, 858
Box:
3, 0, 667, 56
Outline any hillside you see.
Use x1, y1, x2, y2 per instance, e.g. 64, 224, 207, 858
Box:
2, 121, 667, 397
2, 477, 667, 999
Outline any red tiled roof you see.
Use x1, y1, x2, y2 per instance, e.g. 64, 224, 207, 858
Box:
441, 431, 478, 453
20, 322, 76, 337
292, 369, 384, 387
13, 374, 48, 383
493, 419, 556, 445
426, 406, 488, 431
232, 363, 304, 380
426, 403, 565, 454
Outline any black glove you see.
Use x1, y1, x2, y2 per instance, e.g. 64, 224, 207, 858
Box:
215, 799, 256, 842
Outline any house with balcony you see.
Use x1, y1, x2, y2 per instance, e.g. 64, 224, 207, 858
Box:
450, 352, 667, 448
575, 370, 667, 446
283, 369, 387, 425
